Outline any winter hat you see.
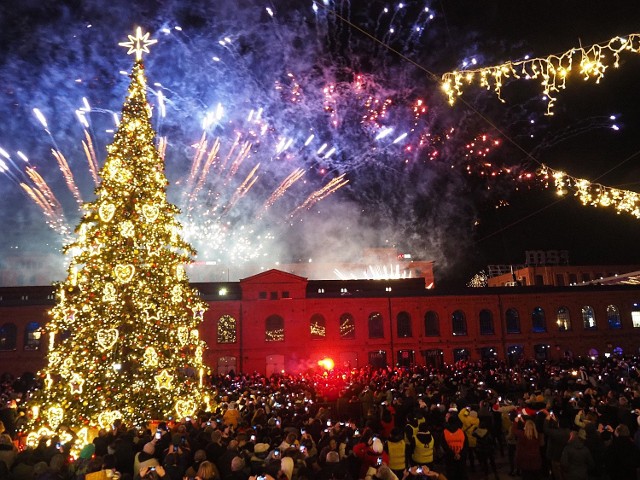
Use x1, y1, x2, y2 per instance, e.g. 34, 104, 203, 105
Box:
143, 442, 156, 455
79, 444, 95, 460
371, 438, 383, 454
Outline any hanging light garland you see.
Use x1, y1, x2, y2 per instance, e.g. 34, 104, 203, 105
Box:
442, 33, 640, 114
539, 165, 640, 218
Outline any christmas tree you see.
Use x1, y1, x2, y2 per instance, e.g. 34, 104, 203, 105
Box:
27, 28, 209, 443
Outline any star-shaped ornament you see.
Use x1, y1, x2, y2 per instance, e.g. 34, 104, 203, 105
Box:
155, 369, 174, 391
119, 27, 157, 60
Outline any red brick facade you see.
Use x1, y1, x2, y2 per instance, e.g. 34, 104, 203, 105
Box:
1, 270, 640, 376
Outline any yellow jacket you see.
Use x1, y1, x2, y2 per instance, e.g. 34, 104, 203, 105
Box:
458, 409, 479, 448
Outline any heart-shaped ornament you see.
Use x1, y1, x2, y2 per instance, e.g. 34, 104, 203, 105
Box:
97, 328, 119, 351
99, 203, 116, 222
114, 264, 135, 284
175, 399, 196, 420
142, 204, 160, 222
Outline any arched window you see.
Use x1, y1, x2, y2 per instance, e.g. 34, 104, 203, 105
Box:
505, 308, 520, 334
217, 315, 237, 344
582, 306, 596, 330
424, 311, 440, 336
24, 322, 43, 350
340, 313, 355, 339
265, 315, 284, 342
479, 309, 494, 335
310, 314, 326, 339
607, 305, 622, 329
0, 323, 17, 351
368, 312, 384, 339
556, 307, 571, 331
396, 311, 412, 338
532, 307, 547, 333
452, 310, 467, 336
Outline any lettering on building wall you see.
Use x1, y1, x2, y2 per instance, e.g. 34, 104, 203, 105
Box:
525, 250, 569, 266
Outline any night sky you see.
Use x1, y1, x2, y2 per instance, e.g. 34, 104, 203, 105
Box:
1, 0, 640, 287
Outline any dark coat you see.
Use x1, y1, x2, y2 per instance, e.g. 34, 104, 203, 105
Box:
560, 438, 593, 480
604, 436, 640, 480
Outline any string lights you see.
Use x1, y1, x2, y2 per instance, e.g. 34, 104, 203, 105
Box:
26, 28, 209, 456
442, 33, 640, 114
539, 165, 640, 218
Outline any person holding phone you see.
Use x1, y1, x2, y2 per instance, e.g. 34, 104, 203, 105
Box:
134, 442, 160, 479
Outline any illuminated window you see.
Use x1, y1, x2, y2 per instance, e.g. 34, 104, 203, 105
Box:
0, 323, 17, 351
532, 307, 547, 333
396, 311, 412, 338
310, 314, 326, 339
217, 315, 237, 344
265, 315, 284, 342
632, 303, 640, 328
556, 306, 571, 331
506, 308, 520, 334
424, 311, 439, 336
582, 306, 596, 330
479, 309, 494, 335
339, 313, 355, 339
24, 322, 42, 351
368, 312, 384, 339
607, 305, 621, 329
451, 310, 467, 336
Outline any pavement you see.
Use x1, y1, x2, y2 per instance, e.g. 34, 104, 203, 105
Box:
430, 452, 520, 480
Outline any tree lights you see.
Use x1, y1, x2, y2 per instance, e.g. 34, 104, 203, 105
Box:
26, 28, 209, 448
442, 32, 640, 114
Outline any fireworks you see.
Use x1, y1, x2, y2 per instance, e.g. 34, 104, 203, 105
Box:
0, 1, 632, 282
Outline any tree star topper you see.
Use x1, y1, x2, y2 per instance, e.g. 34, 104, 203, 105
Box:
119, 27, 157, 61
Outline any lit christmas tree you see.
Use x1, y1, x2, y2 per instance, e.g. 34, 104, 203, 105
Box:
26, 28, 209, 444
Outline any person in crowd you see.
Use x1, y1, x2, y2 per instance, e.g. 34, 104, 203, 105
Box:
542, 411, 570, 480
473, 416, 498, 480
442, 413, 467, 480
134, 442, 160, 480
458, 407, 478, 473
0, 432, 18, 471
512, 417, 542, 480
603, 424, 640, 480
384, 428, 406, 478
410, 423, 434, 471
560, 430, 593, 480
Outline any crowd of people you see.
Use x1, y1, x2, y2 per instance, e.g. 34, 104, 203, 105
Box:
1, 356, 640, 480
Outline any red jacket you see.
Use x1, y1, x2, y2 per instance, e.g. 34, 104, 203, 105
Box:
353, 442, 389, 478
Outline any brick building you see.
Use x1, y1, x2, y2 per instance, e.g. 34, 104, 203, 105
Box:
2, 269, 640, 376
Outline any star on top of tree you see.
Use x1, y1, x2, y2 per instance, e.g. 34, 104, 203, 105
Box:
119, 27, 157, 60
